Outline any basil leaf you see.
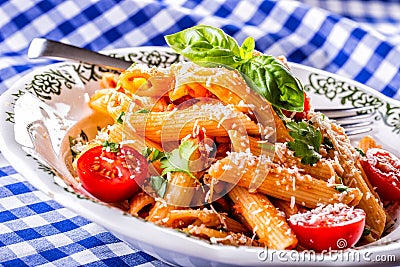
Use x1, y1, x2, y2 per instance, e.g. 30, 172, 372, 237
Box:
239, 36, 255, 60
237, 55, 305, 112
165, 25, 305, 112
165, 25, 241, 67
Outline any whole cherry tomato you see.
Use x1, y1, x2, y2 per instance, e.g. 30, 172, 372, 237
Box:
77, 144, 148, 203
288, 203, 366, 251
360, 148, 400, 201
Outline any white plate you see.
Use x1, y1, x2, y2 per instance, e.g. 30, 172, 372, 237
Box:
1, 47, 399, 266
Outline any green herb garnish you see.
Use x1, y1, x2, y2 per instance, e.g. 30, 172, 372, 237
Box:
286, 121, 322, 165
160, 140, 198, 178
164, 25, 304, 112
323, 136, 334, 151
102, 140, 120, 152
356, 147, 365, 157
69, 130, 89, 157
116, 111, 125, 124
150, 175, 168, 198
136, 109, 150, 114
362, 227, 371, 236
335, 184, 349, 193
142, 147, 166, 163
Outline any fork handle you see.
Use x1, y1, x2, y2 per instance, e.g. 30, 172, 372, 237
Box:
28, 38, 133, 71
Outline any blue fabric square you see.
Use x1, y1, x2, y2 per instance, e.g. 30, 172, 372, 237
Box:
355, 68, 373, 83
0, 210, 18, 223
1, 258, 29, 267
15, 228, 42, 241
51, 220, 79, 232
39, 248, 68, 262
5, 182, 32, 195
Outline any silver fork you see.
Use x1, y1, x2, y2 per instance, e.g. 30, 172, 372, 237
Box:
28, 38, 377, 136
315, 106, 376, 136
28, 37, 132, 70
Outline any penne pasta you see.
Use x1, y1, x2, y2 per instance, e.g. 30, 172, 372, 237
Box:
249, 137, 338, 183
128, 191, 156, 216
127, 102, 260, 143
358, 135, 381, 152
228, 186, 298, 250
311, 115, 387, 238
208, 154, 363, 209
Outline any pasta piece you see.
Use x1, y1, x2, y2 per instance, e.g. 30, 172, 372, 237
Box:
127, 103, 260, 143
185, 225, 259, 246
147, 170, 198, 223
89, 88, 116, 114
163, 172, 198, 207
204, 83, 243, 106
249, 138, 338, 183
208, 155, 362, 208
186, 225, 229, 239
271, 108, 292, 142
119, 68, 151, 94
128, 191, 155, 216
169, 84, 190, 101
186, 82, 213, 98
95, 123, 162, 152
165, 209, 222, 228
311, 114, 386, 238
358, 135, 381, 153
228, 186, 298, 249
119, 65, 173, 96
106, 91, 132, 121
270, 198, 307, 218
99, 72, 119, 89
146, 200, 175, 224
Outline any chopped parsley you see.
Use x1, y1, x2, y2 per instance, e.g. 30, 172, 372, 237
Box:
135, 109, 150, 114
142, 147, 166, 163
69, 130, 89, 157
147, 141, 199, 196
150, 175, 168, 198
160, 140, 198, 178
323, 137, 334, 151
102, 140, 120, 152
116, 111, 125, 124
286, 121, 322, 165
362, 227, 371, 236
355, 147, 365, 157
335, 184, 349, 193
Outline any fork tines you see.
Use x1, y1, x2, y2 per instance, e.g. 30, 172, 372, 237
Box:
314, 106, 376, 136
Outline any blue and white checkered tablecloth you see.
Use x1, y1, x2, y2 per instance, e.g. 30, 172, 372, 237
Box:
1, 0, 400, 266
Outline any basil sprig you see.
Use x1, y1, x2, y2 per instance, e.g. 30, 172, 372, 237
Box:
165, 25, 304, 112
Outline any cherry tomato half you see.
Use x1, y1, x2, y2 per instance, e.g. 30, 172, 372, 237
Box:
77, 145, 148, 203
288, 203, 366, 251
360, 148, 400, 201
